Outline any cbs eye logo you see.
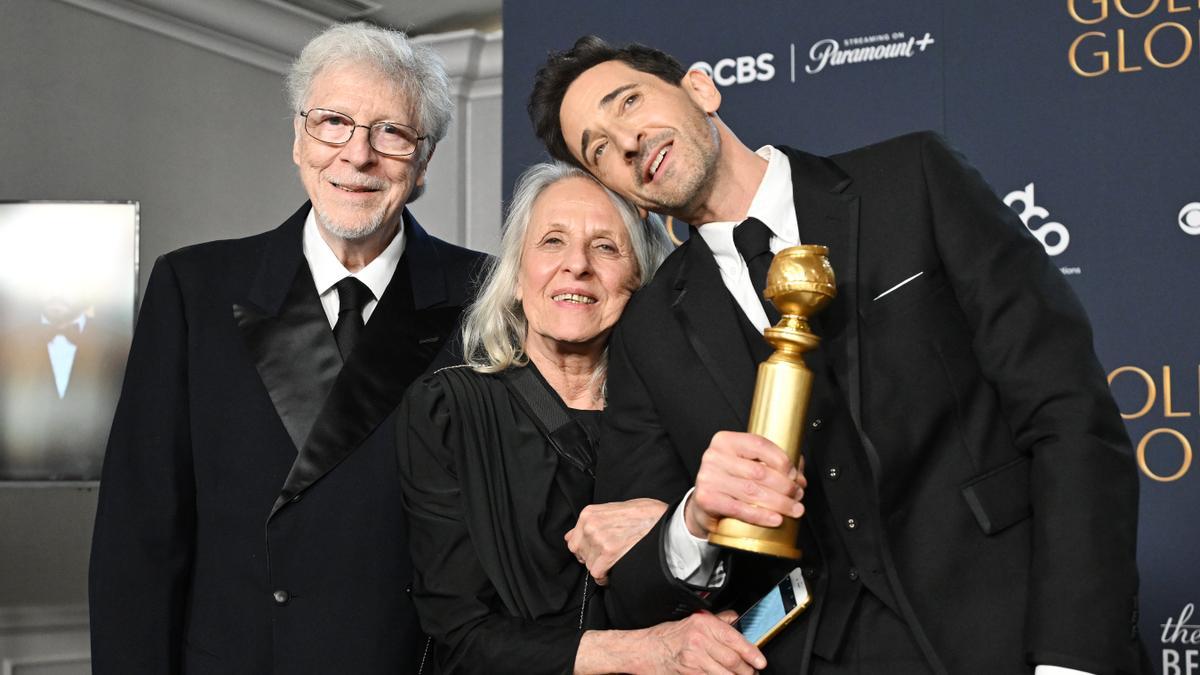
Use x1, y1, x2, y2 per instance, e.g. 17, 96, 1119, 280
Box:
1179, 202, 1200, 236
688, 53, 776, 86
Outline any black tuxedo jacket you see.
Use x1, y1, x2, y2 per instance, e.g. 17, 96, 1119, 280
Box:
89, 203, 485, 674
598, 133, 1145, 674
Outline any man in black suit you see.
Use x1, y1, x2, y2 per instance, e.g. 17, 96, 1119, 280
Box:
530, 37, 1146, 674
89, 23, 485, 674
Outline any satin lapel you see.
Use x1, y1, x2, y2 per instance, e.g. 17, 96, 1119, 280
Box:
672, 234, 759, 428
779, 147, 867, 457
233, 204, 341, 452
270, 212, 454, 516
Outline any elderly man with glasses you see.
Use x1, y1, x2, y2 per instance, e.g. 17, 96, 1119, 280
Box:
89, 22, 485, 674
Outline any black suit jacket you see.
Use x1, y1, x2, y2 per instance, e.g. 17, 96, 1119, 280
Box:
598, 133, 1145, 674
89, 203, 486, 674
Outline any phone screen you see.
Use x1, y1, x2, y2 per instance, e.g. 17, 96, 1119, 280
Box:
735, 570, 804, 646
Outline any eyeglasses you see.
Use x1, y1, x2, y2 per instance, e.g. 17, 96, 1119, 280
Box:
299, 108, 426, 157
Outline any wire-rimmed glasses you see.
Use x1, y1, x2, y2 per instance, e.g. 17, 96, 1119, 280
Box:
299, 108, 426, 158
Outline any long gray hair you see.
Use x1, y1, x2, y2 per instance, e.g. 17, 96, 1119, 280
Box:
462, 162, 672, 376
286, 22, 452, 199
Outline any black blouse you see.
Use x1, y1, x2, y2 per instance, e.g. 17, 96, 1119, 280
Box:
397, 364, 603, 674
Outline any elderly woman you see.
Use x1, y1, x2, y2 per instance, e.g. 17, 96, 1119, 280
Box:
397, 162, 767, 674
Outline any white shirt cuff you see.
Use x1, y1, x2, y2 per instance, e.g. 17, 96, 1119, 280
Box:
1035, 666, 1095, 674
665, 488, 723, 585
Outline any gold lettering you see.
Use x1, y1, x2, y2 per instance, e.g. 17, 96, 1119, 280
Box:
663, 216, 685, 247
1070, 31, 1112, 75
1145, 22, 1194, 67
1137, 428, 1193, 482
1116, 0, 1162, 17
1118, 28, 1145, 71
1104, 365, 1152, 417
1166, 0, 1193, 12
1162, 365, 1193, 416
1109, 366, 1156, 418
1070, 0, 1110, 23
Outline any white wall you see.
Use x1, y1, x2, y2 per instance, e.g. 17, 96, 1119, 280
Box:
0, 0, 502, 669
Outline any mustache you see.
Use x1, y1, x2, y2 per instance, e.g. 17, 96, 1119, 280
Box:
323, 172, 387, 190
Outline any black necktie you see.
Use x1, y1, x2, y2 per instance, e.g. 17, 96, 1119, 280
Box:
733, 217, 781, 324
333, 277, 373, 360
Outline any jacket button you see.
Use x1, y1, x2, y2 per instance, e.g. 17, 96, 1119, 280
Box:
811, 418, 823, 430
848, 568, 859, 581
845, 518, 857, 530
405, 584, 413, 594
802, 566, 816, 579
273, 590, 290, 605
827, 466, 840, 480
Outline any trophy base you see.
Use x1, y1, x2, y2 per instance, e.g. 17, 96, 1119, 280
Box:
707, 532, 803, 560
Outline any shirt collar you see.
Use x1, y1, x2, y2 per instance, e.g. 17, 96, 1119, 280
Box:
697, 145, 797, 275
302, 208, 406, 300
744, 145, 797, 242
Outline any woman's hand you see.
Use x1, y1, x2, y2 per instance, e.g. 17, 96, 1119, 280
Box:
566, 498, 667, 585
576, 611, 766, 674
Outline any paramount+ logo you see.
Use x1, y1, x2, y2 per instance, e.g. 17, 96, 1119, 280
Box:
688, 53, 776, 86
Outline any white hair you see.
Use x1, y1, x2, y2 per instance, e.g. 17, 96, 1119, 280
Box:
461, 162, 672, 382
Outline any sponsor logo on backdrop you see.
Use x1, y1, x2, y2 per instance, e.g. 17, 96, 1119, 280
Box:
1179, 202, 1200, 236
1108, 363, 1197, 482
691, 31, 936, 86
1068, 0, 1200, 77
1003, 183, 1079, 274
1161, 603, 1200, 673
802, 31, 936, 77
689, 54, 776, 86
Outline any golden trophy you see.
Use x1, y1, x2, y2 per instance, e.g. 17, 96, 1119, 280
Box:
707, 245, 836, 559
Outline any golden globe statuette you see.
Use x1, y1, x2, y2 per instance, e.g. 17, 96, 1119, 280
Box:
707, 245, 836, 559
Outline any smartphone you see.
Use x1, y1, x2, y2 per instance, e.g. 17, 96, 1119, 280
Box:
733, 567, 811, 647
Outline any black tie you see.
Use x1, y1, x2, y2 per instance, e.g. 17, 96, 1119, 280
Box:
333, 277, 373, 360
733, 217, 780, 324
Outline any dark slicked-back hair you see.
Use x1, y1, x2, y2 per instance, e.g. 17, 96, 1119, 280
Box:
529, 35, 686, 167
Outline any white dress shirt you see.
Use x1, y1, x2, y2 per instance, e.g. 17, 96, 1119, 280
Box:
666, 146, 798, 582
659, 146, 1091, 675
302, 209, 405, 329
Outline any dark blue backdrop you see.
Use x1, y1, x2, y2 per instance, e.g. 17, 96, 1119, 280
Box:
502, 2, 1200, 671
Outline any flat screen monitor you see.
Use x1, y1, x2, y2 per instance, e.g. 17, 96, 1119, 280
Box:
0, 201, 138, 483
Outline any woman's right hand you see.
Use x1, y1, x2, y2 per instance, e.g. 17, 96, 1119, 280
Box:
566, 498, 668, 585
576, 610, 766, 674
638, 610, 766, 674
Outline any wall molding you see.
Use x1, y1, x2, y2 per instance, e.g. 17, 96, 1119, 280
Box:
0, 605, 88, 634
51, 0, 297, 74
0, 605, 90, 675
50, 0, 503, 86
2, 653, 90, 675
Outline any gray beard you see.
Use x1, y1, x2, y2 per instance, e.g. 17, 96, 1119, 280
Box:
315, 206, 388, 241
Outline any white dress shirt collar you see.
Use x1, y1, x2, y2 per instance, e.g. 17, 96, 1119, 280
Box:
696, 145, 798, 280
302, 208, 406, 327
